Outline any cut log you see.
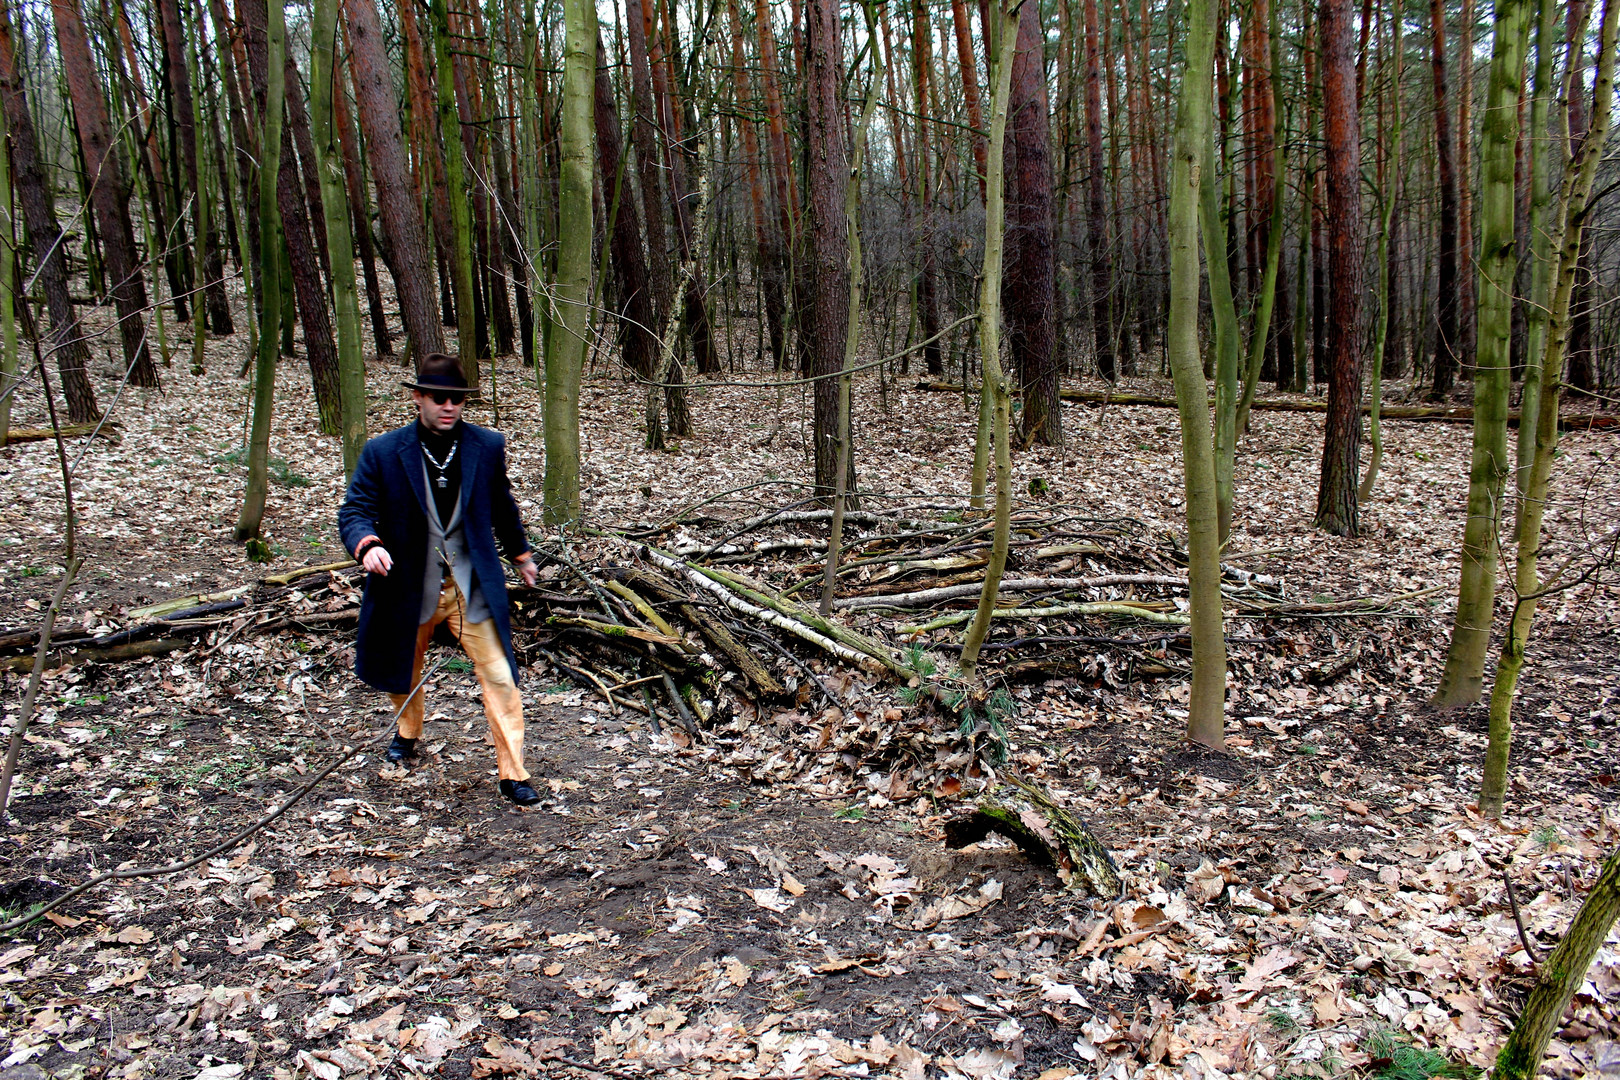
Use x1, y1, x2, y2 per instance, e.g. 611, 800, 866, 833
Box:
944, 774, 1122, 898
912, 381, 1620, 430
3, 637, 190, 672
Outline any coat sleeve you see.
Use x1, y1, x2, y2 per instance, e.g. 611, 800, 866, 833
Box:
487, 434, 530, 560
338, 441, 385, 558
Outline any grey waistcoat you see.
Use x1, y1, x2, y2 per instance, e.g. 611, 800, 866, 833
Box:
419, 460, 491, 625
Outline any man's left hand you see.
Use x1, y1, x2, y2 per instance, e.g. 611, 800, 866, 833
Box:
516, 555, 538, 588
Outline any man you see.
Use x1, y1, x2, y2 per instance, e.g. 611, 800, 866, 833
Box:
338, 353, 543, 806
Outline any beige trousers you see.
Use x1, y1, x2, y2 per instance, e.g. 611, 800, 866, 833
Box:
389, 580, 528, 781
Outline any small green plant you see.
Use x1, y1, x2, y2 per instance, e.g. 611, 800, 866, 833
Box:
442, 656, 474, 674
270, 458, 311, 488
245, 538, 274, 563
1264, 1006, 1300, 1034
896, 685, 921, 706
17, 566, 44, 578
212, 445, 249, 467
1297, 742, 1319, 756
1027, 477, 1049, 496
941, 510, 964, 523
1532, 824, 1560, 848
904, 644, 938, 679
833, 804, 866, 821
1364, 1028, 1477, 1080
1308, 808, 1327, 822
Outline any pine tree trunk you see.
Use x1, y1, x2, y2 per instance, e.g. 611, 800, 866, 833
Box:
428, 0, 479, 385
1007, 6, 1060, 448
342, 0, 443, 363
51, 0, 157, 388
1072, 0, 1110, 389
949, 0, 988, 202
727, 0, 786, 368
805, 0, 852, 496
1431, 0, 1462, 397
594, 32, 657, 382
911, 0, 944, 378
1313, 0, 1364, 537
0, 2, 95, 421
157, 0, 232, 335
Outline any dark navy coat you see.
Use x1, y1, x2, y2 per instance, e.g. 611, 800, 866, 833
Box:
338, 422, 531, 694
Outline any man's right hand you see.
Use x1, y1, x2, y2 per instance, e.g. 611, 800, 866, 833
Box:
362, 545, 393, 576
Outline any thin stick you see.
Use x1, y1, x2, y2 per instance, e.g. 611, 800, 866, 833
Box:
1504, 868, 1544, 965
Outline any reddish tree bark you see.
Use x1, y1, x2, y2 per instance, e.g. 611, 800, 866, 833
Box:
50, 0, 158, 387
242, 0, 342, 432
1315, 0, 1364, 536
728, 0, 787, 367
595, 31, 657, 381
342, 0, 443, 361
804, 0, 851, 494
1006, 4, 1061, 446
0, 0, 95, 420
912, 0, 944, 376
950, 0, 987, 201
1082, 0, 1113, 383
1430, 0, 1461, 397
157, 0, 232, 333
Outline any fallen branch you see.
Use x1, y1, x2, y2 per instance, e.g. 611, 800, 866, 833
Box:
835, 574, 1187, 611
913, 381, 1620, 430
1, 422, 120, 444
902, 602, 1192, 635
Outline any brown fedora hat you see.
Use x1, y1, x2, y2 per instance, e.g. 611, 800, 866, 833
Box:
401, 352, 469, 392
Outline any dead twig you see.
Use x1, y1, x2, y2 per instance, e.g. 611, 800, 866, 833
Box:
1503, 868, 1544, 965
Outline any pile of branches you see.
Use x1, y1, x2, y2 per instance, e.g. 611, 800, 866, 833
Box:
2, 500, 1438, 743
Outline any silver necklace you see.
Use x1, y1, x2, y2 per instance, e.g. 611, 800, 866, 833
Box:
421, 438, 458, 490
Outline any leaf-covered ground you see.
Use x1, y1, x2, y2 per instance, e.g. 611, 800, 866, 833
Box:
0, 311, 1617, 1080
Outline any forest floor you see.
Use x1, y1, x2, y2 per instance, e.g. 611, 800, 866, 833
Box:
0, 316, 1617, 1080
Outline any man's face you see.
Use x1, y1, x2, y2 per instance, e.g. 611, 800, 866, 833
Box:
413, 388, 465, 431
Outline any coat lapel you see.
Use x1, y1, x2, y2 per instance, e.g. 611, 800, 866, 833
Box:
459, 427, 483, 517
398, 427, 430, 518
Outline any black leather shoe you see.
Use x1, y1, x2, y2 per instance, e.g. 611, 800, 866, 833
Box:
500, 779, 542, 806
386, 733, 418, 765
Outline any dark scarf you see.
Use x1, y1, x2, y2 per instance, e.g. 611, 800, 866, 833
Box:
418, 420, 463, 526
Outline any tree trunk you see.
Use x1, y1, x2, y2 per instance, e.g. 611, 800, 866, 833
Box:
0, 1, 95, 421
594, 31, 657, 382
1495, 849, 1620, 1080
343, 0, 442, 363
235, 0, 284, 547
1006, 6, 1060, 448
158, 0, 232, 335
1514, 0, 1559, 517
1431, 0, 1462, 397
1479, 0, 1607, 755
543, 0, 595, 524
1079, 0, 1113, 389
950, 0, 988, 201
1166, 0, 1225, 748
311, 0, 368, 476
1434, 0, 1535, 708
959, 0, 1022, 681
51, 0, 157, 388
912, 0, 944, 378
728, 0, 787, 368
1457, 0, 1476, 375
428, 0, 479, 386
1313, 0, 1364, 537
805, 0, 852, 496
331, 59, 392, 357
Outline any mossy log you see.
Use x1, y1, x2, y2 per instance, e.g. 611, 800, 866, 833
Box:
944, 773, 1122, 898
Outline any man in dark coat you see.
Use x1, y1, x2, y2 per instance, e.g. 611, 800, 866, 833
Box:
338, 353, 543, 805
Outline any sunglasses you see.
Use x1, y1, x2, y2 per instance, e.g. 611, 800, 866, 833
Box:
426, 390, 467, 406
